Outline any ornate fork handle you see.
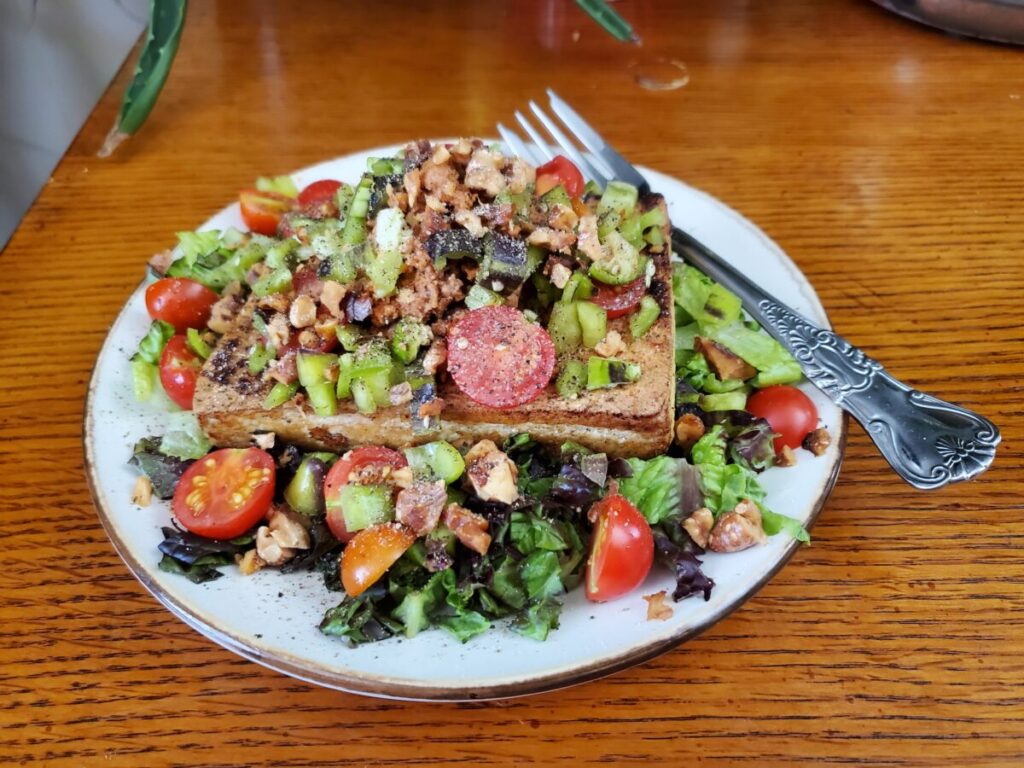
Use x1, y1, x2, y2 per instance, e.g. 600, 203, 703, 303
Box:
673, 229, 1000, 489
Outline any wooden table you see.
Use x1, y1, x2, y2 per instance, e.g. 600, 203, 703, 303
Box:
3, 0, 1021, 764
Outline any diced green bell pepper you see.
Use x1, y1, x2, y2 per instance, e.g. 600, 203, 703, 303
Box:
576, 301, 607, 349
555, 359, 587, 399
586, 357, 641, 390
403, 441, 465, 483
629, 295, 661, 339
547, 301, 582, 354
335, 484, 394, 532
391, 318, 432, 364
264, 381, 298, 409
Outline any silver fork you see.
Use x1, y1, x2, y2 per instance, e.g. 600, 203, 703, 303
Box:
498, 90, 1000, 490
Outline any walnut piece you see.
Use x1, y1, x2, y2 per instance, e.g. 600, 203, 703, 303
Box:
131, 476, 153, 507
708, 500, 767, 553
288, 294, 317, 329
464, 440, 519, 505
236, 549, 266, 576
776, 445, 798, 467
251, 432, 276, 451
674, 413, 706, 449
643, 591, 674, 621
319, 280, 347, 319
395, 480, 447, 536
683, 507, 714, 548
594, 330, 627, 358
802, 427, 832, 456
442, 503, 492, 555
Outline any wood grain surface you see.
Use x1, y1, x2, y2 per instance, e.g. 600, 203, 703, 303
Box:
2, 0, 1022, 764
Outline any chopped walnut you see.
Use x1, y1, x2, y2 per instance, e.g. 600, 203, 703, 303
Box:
266, 313, 291, 349
255, 507, 310, 566
464, 147, 506, 198
683, 507, 714, 548
207, 281, 244, 334
547, 203, 579, 231
317, 280, 346, 319
549, 262, 573, 290
674, 413, 706, 450
454, 208, 486, 237
643, 591, 674, 621
594, 330, 627, 358
422, 339, 447, 375
504, 156, 536, 194
708, 500, 767, 553
431, 143, 451, 165
390, 465, 414, 490
131, 475, 153, 507
802, 427, 831, 456
257, 292, 291, 313
236, 549, 266, 576
148, 248, 176, 276
465, 440, 519, 505
395, 480, 447, 536
527, 226, 576, 254
575, 214, 605, 263
255, 527, 290, 566
289, 294, 317, 328
389, 381, 413, 406
251, 432, 276, 451
267, 505, 311, 550
776, 445, 797, 467
442, 503, 492, 555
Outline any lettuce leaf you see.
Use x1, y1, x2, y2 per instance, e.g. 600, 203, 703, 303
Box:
618, 455, 683, 525
158, 413, 212, 460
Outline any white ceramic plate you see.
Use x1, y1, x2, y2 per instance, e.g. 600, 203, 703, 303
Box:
84, 144, 846, 701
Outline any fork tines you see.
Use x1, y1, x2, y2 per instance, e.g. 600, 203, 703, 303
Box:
497, 91, 614, 186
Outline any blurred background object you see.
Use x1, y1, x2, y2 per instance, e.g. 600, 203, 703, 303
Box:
0, 0, 147, 250
870, 0, 1024, 44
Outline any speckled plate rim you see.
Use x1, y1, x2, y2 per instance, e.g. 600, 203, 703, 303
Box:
84, 148, 848, 701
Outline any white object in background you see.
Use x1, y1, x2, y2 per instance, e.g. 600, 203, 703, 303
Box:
0, 0, 148, 250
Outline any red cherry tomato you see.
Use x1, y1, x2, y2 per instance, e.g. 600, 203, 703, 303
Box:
324, 446, 408, 543
590, 277, 648, 319
145, 277, 219, 333
172, 448, 275, 539
585, 494, 654, 602
747, 385, 819, 454
341, 523, 416, 597
297, 179, 342, 209
535, 155, 585, 198
447, 306, 556, 409
159, 335, 203, 410
238, 189, 295, 236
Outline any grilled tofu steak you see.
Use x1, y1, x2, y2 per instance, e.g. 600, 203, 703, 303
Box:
194, 243, 674, 457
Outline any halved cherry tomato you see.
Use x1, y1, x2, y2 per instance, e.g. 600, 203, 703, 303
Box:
172, 448, 275, 539
341, 523, 416, 597
746, 385, 819, 454
239, 189, 295, 236
159, 335, 202, 410
324, 446, 408, 543
145, 277, 219, 333
297, 179, 342, 209
447, 305, 556, 409
536, 155, 585, 198
585, 494, 654, 602
590, 277, 648, 319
